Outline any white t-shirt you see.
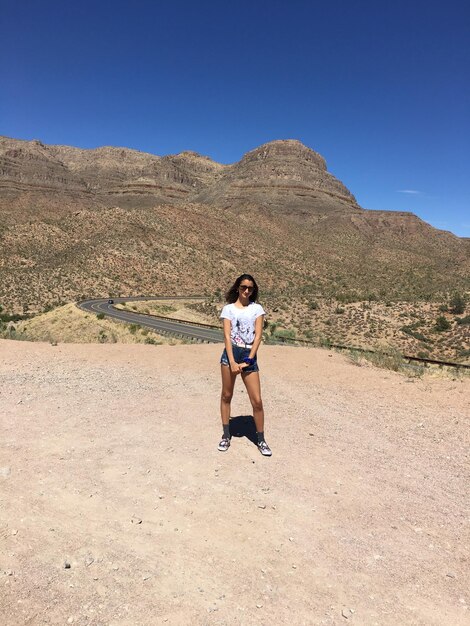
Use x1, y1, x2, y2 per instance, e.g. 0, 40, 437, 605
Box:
220, 302, 266, 345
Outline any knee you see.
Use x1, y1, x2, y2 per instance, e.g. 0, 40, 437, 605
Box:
221, 391, 233, 404
251, 397, 263, 413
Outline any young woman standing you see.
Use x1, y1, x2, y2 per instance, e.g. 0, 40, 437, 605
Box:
218, 274, 272, 456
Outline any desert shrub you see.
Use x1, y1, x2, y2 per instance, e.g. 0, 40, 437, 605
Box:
362, 347, 422, 375
267, 322, 278, 336
129, 324, 139, 334
456, 315, 470, 325
335, 307, 345, 314
401, 325, 429, 342
96, 312, 105, 320
145, 337, 159, 345
347, 350, 362, 366
273, 328, 296, 341
98, 330, 107, 343
439, 304, 449, 312
449, 292, 466, 315
308, 300, 319, 310
434, 316, 451, 332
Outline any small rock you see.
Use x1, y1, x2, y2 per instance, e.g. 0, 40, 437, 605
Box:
342, 608, 349, 619
84, 556, 94, 567
446, 572, 456, 578
131, 516, 142, 524
64, 561, 71, 569
0, 467, 11, 478
256, 604, 263, 608
11, 529, 18, 536
292, 565, 297, 569
67, 618, 74, 624
258, 505, 266, 509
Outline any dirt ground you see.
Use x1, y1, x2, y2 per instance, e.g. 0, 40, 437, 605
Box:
1, 339, 469, 625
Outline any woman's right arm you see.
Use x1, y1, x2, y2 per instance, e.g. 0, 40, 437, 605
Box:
223, 318, 240, 374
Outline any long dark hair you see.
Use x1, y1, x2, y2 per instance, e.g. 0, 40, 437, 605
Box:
225, 274, 259, 303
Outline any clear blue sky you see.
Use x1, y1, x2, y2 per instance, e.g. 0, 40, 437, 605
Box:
1, 0, 469, 237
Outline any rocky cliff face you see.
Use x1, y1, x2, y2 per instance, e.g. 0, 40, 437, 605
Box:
194, 140, 356, 210
0, 136, 356, 217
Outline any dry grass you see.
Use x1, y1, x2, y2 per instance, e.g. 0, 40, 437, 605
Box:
115, 299, 212, 325
1, 303, 182, 345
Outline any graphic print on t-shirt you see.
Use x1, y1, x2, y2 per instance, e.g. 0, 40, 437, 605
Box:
234, 318, 255, 345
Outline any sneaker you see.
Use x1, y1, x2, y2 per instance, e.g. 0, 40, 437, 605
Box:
257, 441, 272, 456
218, 437, 231, 452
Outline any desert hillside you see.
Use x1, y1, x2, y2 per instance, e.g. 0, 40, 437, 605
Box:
1, 136, 469, 365
1, 136, 469, 317
0, 339, 469, 625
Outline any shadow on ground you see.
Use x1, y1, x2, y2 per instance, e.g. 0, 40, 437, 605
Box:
229, 415, 257, 446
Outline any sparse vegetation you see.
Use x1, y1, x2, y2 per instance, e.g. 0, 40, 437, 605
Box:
0, 303, 178, 345
449, 292, 466, 315
434, 316, 451, 332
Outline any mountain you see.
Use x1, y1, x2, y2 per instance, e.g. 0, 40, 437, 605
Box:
0, 137, 356, 219
0, 136, 469, 314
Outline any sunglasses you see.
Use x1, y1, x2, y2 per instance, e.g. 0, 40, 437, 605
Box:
239, 285, 254, 292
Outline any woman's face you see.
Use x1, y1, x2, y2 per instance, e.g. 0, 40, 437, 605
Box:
238, 280, 254, 299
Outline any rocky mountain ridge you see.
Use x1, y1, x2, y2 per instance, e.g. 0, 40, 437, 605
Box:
0, 136, 356, 219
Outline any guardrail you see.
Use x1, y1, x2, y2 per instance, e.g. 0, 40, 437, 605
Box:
267, 336, 470, 370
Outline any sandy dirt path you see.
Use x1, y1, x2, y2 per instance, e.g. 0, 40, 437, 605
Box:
1, 339, 469, 625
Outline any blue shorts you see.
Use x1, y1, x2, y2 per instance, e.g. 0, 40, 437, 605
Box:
220, 345, 259, 373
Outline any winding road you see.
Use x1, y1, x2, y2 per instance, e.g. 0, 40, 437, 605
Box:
77, 297, 224, 343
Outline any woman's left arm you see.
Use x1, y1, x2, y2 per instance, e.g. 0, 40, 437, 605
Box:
249, 315, 264, 359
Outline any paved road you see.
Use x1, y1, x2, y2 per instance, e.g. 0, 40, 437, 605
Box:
77, 297, 224, 343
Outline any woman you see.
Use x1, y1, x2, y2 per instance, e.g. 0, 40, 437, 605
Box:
218, 274, 272, 456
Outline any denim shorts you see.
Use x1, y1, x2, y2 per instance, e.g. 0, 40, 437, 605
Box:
220, 345, 259, 373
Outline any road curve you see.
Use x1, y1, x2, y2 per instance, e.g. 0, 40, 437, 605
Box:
77, 297, 224, 343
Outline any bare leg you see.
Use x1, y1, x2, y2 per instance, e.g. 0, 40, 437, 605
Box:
241, 371, 264, 433
220, 365, 237, 427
